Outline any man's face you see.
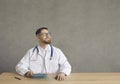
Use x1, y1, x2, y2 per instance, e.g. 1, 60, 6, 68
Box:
37, 29, 51, 44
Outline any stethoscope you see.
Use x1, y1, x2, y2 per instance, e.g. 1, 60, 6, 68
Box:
32, 44, 53, 60
29, 45, 54, 73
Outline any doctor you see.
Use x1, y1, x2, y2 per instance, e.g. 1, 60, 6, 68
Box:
16, 27, 71, 81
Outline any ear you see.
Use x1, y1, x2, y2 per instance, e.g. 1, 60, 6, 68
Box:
35, 35, 39, 40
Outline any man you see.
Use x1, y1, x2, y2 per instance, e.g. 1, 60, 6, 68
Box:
16, 27, 71, 81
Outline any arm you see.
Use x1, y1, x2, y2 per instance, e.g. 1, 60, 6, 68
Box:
55, 49, 71, 80
15, 50, 31, 76
58, 50, 71, 76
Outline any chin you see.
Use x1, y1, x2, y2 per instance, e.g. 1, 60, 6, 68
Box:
44, 41, 51, 44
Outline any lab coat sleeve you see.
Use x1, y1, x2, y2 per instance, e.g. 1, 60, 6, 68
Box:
15, 50, 31, 76
58, 49, 71, 76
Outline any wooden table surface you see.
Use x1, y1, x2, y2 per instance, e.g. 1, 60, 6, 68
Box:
1, 72, 120, 84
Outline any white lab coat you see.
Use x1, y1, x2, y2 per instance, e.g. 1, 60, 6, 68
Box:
16, 45, 71, 76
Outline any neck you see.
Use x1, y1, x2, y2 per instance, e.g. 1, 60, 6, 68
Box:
39, 43, 49, 49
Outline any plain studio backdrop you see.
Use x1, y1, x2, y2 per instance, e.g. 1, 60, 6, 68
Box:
0, 0, 120, 73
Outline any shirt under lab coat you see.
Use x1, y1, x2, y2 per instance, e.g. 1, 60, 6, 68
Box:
16, 45, 71, 76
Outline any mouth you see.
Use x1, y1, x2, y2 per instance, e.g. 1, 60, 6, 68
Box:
45, 38, 51, 42
45, 38, 49, 40
45, 37, 51, 40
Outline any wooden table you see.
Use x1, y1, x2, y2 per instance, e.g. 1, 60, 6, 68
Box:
1, 72, 120, 84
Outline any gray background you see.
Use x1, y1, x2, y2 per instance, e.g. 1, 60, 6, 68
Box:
0, 0, 120, 73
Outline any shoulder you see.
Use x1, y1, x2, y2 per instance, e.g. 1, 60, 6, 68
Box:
52, 45, 63, 53
52, 45, 60, 50
26, 46, 36, 54
52, 45, 67, 59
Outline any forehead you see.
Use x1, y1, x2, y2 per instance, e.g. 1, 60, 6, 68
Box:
41, 29, 48, 33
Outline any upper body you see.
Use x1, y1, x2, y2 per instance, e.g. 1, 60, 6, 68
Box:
16, 27, 71, 81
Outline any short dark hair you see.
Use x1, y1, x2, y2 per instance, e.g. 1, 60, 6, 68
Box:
35, 27, 48, 36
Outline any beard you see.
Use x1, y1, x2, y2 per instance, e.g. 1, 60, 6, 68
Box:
43, 39, 51, 44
